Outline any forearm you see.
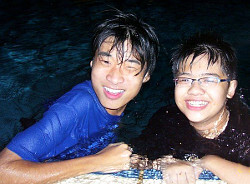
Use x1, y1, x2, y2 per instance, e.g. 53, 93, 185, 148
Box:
201, 155, 250, 184
0, 149, 101, 184
0, 143, 131, 184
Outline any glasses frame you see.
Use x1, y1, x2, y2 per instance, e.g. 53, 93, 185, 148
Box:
173, 76, 231, 87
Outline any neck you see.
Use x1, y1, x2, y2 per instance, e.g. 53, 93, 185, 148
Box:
106, 106, 125, 116
193, 107, 230, 139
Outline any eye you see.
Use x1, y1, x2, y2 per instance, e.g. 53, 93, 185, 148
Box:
178, 77, 191, 83
101, 60, 110, 64
98, 58, 111, 66
126, 66, 138, 71
123, 61, 140, 73
202, 77, 218, 83
96, 55, 111, 66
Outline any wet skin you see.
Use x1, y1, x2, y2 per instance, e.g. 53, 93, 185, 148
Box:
174, 54, 237, 132
91, 36, 150, 116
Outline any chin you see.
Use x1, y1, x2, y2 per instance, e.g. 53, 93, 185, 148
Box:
185, 113, 205, 123
102, 102, 125, 111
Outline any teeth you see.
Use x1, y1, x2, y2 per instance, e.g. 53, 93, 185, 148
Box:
187, 101, 208, 107
104, 87, 124, 94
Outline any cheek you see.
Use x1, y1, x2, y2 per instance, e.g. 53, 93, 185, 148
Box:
208, 88, 228, 102
128, 79, 143, 92
91, 66, 106, 78
174, 89, 183, 108
174, 88, 184, 100
125, 78, 144, 96
127, 74, 144, 84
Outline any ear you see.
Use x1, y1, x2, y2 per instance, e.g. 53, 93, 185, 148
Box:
90, 60, 93, 67
227, 80, 237, 99
142, 73, 150, 83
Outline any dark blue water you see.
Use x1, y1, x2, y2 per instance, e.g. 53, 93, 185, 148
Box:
0, 0, 249, 150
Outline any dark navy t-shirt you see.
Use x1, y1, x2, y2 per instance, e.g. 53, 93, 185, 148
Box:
131, 101, 250, 166
7, 80, 122, 162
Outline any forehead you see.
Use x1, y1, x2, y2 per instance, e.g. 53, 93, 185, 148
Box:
179, 54, 225, 76
99, 36, 116, 50
99, 36, 133, 53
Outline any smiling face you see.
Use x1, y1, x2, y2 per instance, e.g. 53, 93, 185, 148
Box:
174, 54, 237, 130
91, 37, 150, 115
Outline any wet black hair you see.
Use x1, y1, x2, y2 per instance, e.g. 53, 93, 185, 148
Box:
92, 10, 159, 76
171, 32, 238, 80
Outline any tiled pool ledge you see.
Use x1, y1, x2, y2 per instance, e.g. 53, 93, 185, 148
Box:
55, 172, 227, 184
55, 169, 227, 184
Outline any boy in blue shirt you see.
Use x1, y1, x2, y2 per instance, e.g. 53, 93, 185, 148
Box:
0, 11, 159, 183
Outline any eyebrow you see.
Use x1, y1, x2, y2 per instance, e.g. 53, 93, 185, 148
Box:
98, 51, 141, 65
98, 51, 111, 57
178, 72, 221, 78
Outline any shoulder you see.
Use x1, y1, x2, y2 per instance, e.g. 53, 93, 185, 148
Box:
227, 95, 250, 134
137, 104, 189, 139
40, 81, 98, 125
148, 104, 187, 127
224, 96, 250, 165
53, 81, 97, 111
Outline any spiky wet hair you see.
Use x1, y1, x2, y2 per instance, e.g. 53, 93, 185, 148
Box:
171, 32, 238, 80
92, 10, 159, 76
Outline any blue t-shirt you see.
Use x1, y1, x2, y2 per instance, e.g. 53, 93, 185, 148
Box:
7, 80, 122, 162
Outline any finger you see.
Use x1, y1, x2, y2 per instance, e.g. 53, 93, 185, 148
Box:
121, 149, 132, 158
123, 162, 130, 170
127, 146, 133, 153
185, 171, 196, 184
162, 173, 171, 184
117, 143, 131, 151
194, 166, 203, 179
185, 167, 197, 184
174, 173, 179, 184
109, 142, 125, 147
168, 173, 177, 184
130, 154, 140, 163
177, 172, 187, 184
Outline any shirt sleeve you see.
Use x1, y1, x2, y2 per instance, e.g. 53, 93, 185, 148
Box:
7, 103, 78, 162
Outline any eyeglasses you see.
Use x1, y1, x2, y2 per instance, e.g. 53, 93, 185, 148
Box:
173, 77, 231, 87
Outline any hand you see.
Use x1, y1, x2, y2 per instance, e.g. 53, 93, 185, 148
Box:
161, 160, 202, 184
130, 154, 152, 170
95, 142, 132, 173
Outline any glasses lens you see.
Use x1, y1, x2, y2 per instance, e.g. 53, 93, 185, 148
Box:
176, 77, 191, 86
200, 77, 219, 87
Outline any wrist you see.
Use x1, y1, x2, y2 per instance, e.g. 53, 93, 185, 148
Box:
86, 154, 103, 172
200, 155, 217, 170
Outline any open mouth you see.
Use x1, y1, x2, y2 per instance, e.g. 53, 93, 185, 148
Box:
103, 87, 125, 99
104, 87, 124, 94
186, 100, 208, 107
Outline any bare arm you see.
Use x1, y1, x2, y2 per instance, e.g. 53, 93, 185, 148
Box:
201, 155, 250, 184
161, 160, 202, 184
0, 143, 131, 184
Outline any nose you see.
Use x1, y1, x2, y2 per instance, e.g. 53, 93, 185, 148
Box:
106, 65, 124, 85
187, 80, 205, 95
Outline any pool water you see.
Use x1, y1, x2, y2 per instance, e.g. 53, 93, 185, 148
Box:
0, 0, 249, 150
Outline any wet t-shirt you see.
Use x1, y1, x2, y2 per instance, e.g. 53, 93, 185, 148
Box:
7, 80, 122, 162
131, 100, 250, 166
